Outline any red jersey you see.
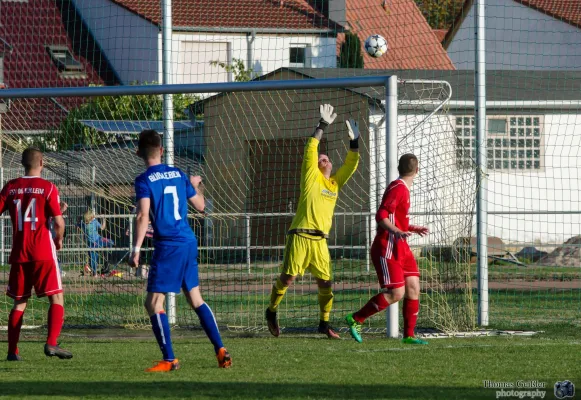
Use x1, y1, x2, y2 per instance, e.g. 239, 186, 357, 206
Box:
0, 176, 62, 263
374, 178, 410, 244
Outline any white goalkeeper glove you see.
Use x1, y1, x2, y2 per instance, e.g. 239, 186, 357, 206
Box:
319, 104, 337, 127
346, 118, 360, 140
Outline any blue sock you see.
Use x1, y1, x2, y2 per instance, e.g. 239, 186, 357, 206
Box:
194, 303, 223, 354
149, 312, 175, 361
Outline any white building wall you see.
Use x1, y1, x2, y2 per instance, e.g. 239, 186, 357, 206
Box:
486, 114, 581, 245
171, 32, 337, 84
370, 108, 581, 247
72, 0, 160, 84
447, 0, 581, 70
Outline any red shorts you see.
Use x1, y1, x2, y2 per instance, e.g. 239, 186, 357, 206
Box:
371, 239, 419, 289
6, 260, 63, 300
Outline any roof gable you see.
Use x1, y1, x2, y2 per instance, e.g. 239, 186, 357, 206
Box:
110, 0, 341, 32
338, 0, 454, 70
444, 0, 581, 49
517, 0, 581, 28
0, 0, 104, 132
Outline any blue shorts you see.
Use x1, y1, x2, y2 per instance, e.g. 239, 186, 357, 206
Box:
147, 242, 199, 293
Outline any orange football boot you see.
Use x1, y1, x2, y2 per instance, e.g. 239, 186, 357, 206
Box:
145, 359, 180, 372
216, 348, 232, 368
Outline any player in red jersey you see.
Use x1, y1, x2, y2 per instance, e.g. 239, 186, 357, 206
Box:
1, 148, 72, 360
345, 154, 429, 344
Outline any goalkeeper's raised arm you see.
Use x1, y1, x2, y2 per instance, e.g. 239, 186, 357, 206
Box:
301, 104, 337, 186
333, 117, 360, 188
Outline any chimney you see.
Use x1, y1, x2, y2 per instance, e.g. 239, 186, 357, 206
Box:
311, 0, 328, 15
328, 0, 346, 27
311, 0, 346, 27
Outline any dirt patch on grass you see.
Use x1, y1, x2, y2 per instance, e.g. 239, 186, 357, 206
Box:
56, 276, 581, 295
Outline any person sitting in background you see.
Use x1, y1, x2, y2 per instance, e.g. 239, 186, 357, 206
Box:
78, 210, 114, 277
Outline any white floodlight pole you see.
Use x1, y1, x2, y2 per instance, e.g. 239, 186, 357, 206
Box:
475, 0, 489, 326
386, 76, 399, 338
162, 0, 177, 325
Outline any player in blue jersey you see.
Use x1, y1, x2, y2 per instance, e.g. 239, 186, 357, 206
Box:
129, 129, 231, 372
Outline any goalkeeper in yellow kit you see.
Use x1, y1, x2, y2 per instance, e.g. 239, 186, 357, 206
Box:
265, 104, 360, 338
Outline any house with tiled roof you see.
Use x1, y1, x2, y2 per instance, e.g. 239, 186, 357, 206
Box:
443, 0, 581, 69
333, 0, 455, 70
71, 0, 343, 85
0, 0, 113, 146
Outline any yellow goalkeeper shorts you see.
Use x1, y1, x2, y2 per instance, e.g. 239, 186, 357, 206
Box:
281, 234, 332, 281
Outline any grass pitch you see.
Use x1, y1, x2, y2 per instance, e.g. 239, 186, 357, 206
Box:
1, 325, 579, 400
1, 260, 579, 399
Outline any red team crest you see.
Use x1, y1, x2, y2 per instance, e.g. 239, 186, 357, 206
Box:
0, 177, 63, 299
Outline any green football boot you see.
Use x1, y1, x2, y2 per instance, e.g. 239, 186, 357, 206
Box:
344, 314, 363, 343
402, 336, 428, 345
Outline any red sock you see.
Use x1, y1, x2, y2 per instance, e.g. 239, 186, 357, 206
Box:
403, 298, 419, 338
353, 293, 390, 323
47, 304, 64, 346
8, 309, 24, 355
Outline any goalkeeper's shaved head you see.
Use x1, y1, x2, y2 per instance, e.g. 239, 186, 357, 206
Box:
21, 147, 43, 171
138, 129, 162, 160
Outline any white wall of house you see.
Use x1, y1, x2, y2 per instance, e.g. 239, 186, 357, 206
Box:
447, 0, 581, 69
72, 0, 159, 84
370, 107, 581, 247
485, 113, 581, 245
169, 32, 337, 84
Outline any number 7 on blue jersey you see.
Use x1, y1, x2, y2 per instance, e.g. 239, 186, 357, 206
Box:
163, 186, 181, 220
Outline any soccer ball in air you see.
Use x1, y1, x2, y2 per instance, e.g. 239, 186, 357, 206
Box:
364, 34, 388, 58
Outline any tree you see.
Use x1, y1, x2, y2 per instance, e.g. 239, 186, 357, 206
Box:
339, 31, 364, 68
210, 58, 253, 82
55, 83, 199, 151
414, 0, 464, 30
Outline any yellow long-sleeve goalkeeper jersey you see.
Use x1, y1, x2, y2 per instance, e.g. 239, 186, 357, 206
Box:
289, 137, 360, 235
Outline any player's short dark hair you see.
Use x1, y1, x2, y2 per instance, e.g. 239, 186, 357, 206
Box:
138, 129, 162, 159
398, 153, 418, 176
21, 147, 43, 170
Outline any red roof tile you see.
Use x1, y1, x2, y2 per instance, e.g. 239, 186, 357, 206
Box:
338, 0, 455, 70
516, 0, 581, 28
110, 0, 341, 31
0, 0, 104, 132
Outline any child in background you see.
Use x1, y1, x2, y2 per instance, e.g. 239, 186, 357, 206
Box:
79, 210, 114, 277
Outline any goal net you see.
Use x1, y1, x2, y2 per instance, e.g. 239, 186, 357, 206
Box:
0, 77, 477, 333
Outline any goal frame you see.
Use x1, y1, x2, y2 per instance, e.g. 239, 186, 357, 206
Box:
0, 76, 447, 337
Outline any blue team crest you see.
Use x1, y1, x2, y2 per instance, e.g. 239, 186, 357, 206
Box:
554, 380, 575, 399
